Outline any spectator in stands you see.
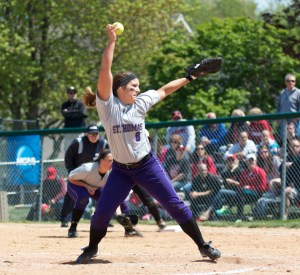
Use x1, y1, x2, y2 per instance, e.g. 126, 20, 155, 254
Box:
248, 108, 275, 144
191, 144, 217, 179
165, 144, 191, 192
276, 74, 300, 138
189, 163, 221, 219
200, 112, 227, 156
236, 154, 266, 220
257, 130, 279, 156
257, 145, 281, 186
199, 154, 243, 221
26, 167, 67, 221
223, 131, 257, 169
285, 138, 300, 170
149, 136, 167, 163
223, 109, 249, 148
284, 155, 300, 219
255, 145, 281, 217
166, 110, 195, 153
164, 134, 182, 171
279, 122, 300, 156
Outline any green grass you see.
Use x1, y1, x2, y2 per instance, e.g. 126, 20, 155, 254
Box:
6, 206, 300, 229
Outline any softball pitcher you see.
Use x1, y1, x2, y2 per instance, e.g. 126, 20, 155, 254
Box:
75, 24, 222, 264
68, 149, 143, 238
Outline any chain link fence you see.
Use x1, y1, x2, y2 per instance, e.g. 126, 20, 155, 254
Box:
0, 113, 300, 223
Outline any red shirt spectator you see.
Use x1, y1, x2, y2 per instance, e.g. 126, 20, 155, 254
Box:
239, 164, 267, 193
157, 147, 167, 163
248, 120, 274, 144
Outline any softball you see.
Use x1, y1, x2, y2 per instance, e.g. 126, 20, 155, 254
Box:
113, 22, 124, 36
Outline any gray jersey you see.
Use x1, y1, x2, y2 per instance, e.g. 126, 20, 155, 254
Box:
96, 90, 160, 163
69, 162, 110, 190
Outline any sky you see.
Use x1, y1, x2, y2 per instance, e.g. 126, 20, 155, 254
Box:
254, 0, 292, 11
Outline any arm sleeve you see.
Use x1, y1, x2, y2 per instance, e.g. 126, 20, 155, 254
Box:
185, 125, 196, 148
200, 126, 206, 139
276, 94, 281, 113
223, 144, 239, 160
53, 177, 67, 202
242, 141, 257, 156
68, 165, 89, 181
65, 141, 79, 173
135, 90, 161, 116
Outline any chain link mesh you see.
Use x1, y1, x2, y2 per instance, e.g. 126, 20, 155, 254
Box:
0, 118, 300, 223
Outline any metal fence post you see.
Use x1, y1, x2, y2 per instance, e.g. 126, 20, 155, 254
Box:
37, 135, 44, 221
36, 118, 40, 130
280, 119, 287, 220
153, 129, 158, 155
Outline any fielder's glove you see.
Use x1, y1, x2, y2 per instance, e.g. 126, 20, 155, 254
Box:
184, 57, 222, 81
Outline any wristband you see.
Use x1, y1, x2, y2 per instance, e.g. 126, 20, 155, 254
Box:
185, 75, 196, 82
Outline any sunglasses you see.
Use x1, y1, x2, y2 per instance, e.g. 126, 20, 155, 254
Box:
196, 147, 205, 151
291, 145, 300, 148
247, 159, 255, 162
170, 141, 179, 144
68, 92, 77, 95
286, 80, 295, 83
88, 133, 98, 137
259, 151, 268, 154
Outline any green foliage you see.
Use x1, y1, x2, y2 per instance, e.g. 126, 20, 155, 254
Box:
185, 0, 258, 28
147, 18, 299, 122
0, 0, 187, 129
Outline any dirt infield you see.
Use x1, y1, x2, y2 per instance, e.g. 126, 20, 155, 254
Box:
0, 223, 299, 275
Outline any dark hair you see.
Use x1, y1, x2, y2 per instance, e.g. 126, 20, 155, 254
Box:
94, 149, 111, 162
191, 145, 210, 166
257, 144, 274, 175
112, 71, 134, 97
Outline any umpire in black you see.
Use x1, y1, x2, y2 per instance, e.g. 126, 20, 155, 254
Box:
60, 124, 109, 227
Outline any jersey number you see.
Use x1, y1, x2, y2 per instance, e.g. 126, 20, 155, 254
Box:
135, 132, 141, 142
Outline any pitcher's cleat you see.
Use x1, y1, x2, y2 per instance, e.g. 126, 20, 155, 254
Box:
125, 228, 143, 237
76, 246, 99, 264
199, 241, 221, 261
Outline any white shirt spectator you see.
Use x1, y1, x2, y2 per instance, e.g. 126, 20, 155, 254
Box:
223, 139, 257, 161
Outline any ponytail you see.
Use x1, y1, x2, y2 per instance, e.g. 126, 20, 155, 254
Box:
82, 86, 96, 108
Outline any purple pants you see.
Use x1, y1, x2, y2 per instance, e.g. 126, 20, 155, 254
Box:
67, 181, 129, 213
91, 153, 192, 230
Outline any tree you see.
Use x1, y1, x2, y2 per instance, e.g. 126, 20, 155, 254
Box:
185, 0, 258, 28
146, 18, 299, 122
0, 0, 187, 130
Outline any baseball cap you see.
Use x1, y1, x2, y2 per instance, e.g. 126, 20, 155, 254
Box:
172, 110, 181, 119
176, 144, 185, 151
87, 124, 99, 134
246, 154, 256, 161
227, 154, 237, 160
46, 167, 56, 180
67, 86, 77, 93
